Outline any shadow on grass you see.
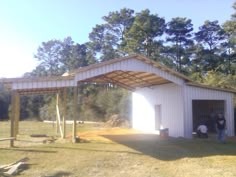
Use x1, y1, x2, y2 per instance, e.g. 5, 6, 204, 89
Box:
101, 134, 236, 161
0, 147, 57, 153
45, 145, 142, 156
17, 163, 31, 176
42, 171, 72, 177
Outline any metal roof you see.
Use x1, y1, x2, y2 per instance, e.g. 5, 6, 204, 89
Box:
78, 70, 171, 91
0, 54, 235, 94
72, 54, 191, 82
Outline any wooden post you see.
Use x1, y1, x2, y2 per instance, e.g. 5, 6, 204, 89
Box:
55, 92, 59, 135
56, 91, 63, 138
14, 92, 20, 137
72, 86, 78, 143
10, 91, 16, 147
62, 88, 67, 139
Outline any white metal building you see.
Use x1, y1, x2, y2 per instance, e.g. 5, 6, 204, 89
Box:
72, 54, 235, 138
132, 83, 235, 138
2, 54, 235, 139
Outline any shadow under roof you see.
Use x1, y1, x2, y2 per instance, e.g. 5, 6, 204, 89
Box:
78, 70, 171, 91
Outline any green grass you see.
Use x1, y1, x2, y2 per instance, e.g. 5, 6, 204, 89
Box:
0, 121, 236, 177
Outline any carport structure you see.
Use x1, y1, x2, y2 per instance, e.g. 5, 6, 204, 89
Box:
1, 54, 235, 147
2, 76, 76, 147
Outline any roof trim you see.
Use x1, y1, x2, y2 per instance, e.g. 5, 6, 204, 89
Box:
187, 82, 236, 94
72, 54, 191, 82
0, 76, 74, 83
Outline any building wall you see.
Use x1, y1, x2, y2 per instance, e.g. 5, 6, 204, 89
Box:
132, 83, 185, 137
183, 85, 235, 138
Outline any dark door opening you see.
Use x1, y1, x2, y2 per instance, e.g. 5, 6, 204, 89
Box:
192, 100, 225, 133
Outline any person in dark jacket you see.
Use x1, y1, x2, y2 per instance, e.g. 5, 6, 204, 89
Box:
215, 113, 226, 143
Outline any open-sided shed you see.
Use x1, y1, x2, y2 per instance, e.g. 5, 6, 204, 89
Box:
2, 54, 235, 145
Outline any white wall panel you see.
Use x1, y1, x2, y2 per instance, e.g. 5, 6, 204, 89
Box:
132, 83, 185, 137
132, 92, 155, 131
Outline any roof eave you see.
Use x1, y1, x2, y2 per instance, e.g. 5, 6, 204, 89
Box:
72, 54, 192, 83
186, 82, 236, 94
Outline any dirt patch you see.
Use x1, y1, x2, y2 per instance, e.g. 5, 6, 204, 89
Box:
77, 128, 141, 142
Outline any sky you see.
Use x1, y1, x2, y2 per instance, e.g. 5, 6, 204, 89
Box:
0, 0, 235, 78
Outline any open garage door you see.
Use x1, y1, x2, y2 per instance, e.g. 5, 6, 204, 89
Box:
192, 100, 225, 133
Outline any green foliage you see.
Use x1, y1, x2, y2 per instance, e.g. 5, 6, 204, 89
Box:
20, 95, 46, 120
0, 84, 10, 119
192, 20, 226, 73
34, 39, 64, 76
123, 9, 166, 57
202, 71, 236, 89
77, 85, 131, 122
195, 20, 225, 50
94, 88, 131, 120
39, 96, 56, 121
88, 8, 135, 61
165, 17, 194, 72
33, 37, 96, 77
192, 47, 222, 72
88, 24, 121, 61
103, 8, 135, 42
222, 5, 236, 74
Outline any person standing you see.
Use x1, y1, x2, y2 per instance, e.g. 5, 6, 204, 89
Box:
216, 113, 226, 143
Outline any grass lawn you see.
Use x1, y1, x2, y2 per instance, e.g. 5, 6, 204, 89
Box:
0, 121, 236, 177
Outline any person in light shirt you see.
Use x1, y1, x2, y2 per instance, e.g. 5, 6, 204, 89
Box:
197, 124, 208, 138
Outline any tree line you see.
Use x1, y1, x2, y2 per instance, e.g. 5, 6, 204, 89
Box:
1, 3, 236, 121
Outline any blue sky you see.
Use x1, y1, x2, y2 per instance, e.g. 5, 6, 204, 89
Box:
0, 0, 235, 77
